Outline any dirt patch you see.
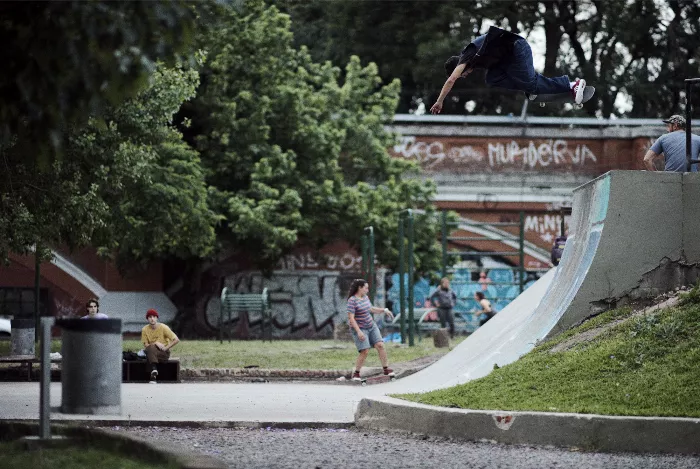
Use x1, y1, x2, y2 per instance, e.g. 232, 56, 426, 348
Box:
549, 289, 687, 354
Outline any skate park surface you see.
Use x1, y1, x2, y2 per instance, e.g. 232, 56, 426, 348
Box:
2, 171, 700, 453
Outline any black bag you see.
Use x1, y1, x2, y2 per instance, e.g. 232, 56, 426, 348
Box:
122, 351, 140, 361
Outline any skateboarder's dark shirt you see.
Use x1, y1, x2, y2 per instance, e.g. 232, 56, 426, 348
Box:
458, 34, 485, 68
347, 295, 374, 329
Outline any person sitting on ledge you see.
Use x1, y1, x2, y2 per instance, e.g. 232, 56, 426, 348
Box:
141, 309, 179, 384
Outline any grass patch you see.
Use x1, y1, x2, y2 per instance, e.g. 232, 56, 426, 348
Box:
396, 300, 700, 417
0, 336, 464, 370
122, 337, 465, 370
0, 441, 177, 469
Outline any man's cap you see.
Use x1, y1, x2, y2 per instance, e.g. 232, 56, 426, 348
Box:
662, 114, 686, 127
146, 309, 159, 318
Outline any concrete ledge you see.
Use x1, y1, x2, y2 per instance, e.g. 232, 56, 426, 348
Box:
355, 396, 700, 455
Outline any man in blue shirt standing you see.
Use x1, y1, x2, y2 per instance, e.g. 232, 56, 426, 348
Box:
644, 115, 700, 172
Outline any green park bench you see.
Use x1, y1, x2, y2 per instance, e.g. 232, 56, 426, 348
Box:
220, 287, 272, 342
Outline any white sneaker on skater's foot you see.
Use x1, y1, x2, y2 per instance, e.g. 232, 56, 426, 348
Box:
571, 78, 586, 104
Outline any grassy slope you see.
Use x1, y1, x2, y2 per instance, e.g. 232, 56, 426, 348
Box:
0, 442, 177, 469
396, 289, 700, 417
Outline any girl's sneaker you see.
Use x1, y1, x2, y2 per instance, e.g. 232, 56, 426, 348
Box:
383, 367, 394, 376
351, 371, 362, 381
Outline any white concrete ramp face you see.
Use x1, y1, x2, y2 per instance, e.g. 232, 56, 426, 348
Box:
381, 171, 700, 394
380, 268, 556, 393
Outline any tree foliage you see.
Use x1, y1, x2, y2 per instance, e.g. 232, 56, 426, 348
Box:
182, 0, 443, 274
276, 0, 700, 118
67, 61, 218, 268
0, 1, 198, 162
1, 59, 217, 267
2, 0, 448, 287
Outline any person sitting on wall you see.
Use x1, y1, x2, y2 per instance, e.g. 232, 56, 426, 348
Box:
643, 115, 700, 172
81, 298, 109, 319
141, 309, 179, 384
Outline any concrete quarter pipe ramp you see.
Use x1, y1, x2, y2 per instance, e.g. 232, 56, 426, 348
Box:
382, 171, 700, 394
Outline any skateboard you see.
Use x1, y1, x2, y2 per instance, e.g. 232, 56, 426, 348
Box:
351, 373, 397, 386
529, 86, 595, 109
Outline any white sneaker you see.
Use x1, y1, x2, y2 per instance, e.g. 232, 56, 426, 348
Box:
571, 78, 586, 104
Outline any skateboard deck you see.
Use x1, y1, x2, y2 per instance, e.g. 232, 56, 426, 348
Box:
351, 374, 396, 386
530, 86, 595, 109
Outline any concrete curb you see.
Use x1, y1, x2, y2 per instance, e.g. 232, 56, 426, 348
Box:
355, 396, 700, 455
11, 418, 354, 429
0, 421, 228, 469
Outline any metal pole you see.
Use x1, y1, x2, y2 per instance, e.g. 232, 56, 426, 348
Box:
687, 80, 692, 172
560, 207, 566, 238
360, 234, 368, 279
367, 227, 376, 302
519, 211, 525, 293
441, 211, 448, 279
407, 211, 415, 347
398, 217, 406, 344
39, 316, 54, 440
34, 246, 41, 342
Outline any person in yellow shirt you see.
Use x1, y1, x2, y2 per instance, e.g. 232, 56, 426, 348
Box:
141, 309, 179, 383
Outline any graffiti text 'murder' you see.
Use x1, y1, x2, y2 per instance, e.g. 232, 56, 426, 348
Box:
488, 140, 597, 168
392, 137, 597, 169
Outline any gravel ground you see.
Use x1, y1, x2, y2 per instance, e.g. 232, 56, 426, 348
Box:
113, 426, 700, 469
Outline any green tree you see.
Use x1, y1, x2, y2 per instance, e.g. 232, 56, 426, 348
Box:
182, 0, 443, 275
0, 1, 198, 160
0, 0, 206, 263
1, 61, 217, 268
67, 61, 218, 268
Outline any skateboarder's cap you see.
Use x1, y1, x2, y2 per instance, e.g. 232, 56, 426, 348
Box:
662, 115, 686, 127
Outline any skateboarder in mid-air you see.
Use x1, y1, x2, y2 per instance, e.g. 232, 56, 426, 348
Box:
430, 26, 592, 114
346, 279, 395, 382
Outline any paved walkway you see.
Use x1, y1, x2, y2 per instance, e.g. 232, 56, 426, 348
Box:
0, 382, 379, 423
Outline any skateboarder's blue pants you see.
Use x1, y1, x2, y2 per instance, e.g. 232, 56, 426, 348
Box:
351, 324, 383, 351
485, 38, 571, 96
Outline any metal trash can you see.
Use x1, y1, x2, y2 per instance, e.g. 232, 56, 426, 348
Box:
10, 318, 35, 356
56, 318, 122, 414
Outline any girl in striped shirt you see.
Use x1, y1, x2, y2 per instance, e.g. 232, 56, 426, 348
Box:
346, 278, 395, 381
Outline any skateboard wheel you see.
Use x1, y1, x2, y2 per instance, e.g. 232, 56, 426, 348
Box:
361, 381, 367, 386
390, 376, 396, 382
574, 104, 583, 110
539, 102, 546, 108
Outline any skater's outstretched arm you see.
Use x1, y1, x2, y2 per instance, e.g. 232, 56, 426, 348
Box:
431, 63, 472, 114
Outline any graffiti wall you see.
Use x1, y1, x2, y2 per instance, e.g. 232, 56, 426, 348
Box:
205, 269, 354, 339
391, 136, 645, 174
202, 245, 372, 339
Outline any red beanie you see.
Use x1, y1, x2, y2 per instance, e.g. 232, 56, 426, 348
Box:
146, 309, 159, 318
